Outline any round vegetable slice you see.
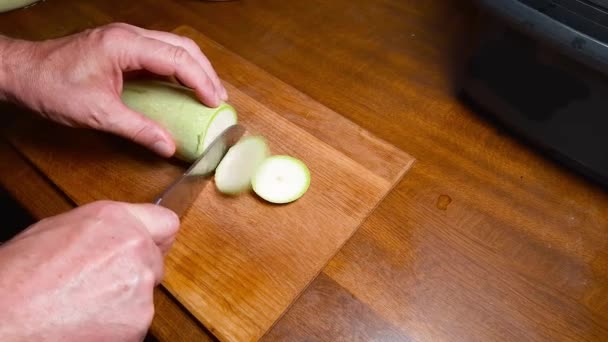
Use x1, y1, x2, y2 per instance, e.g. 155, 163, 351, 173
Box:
252, 156, 310, 204
121, 80, 237, 161
214, 136, 270, 195
0, 0, 40, 13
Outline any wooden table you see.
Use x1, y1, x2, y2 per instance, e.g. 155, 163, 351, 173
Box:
1, 1, 607, 341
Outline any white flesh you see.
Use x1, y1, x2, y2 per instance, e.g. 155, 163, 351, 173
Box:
202, 107, 238, 151
252, 156, 310, 204
214, 136, 270, 194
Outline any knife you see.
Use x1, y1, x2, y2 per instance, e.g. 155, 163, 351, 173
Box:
154, 124, 246, 217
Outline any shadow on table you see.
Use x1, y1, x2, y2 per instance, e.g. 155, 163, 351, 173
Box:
0, 188, 34, 242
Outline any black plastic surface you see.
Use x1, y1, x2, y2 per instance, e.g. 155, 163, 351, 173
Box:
587, 0, 608, 10
519, 0, 608, 42
475, 0, 608, 75
461, 27, 608, 187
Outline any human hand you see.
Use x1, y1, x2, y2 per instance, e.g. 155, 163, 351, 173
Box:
0, 23, 227, 157
0, 201, 179, 341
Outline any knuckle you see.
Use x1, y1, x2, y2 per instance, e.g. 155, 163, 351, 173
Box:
80, 28, 95, 37
86, 108, 109, 130
122, 271, 140, 290
94, 25, 132, 50
182, 37, 200, 51
85, 98, 123, 132
106, 22, 133, 31
126, 121, 155, 144
85, 201, 136, 232
170, 46, 190, 67
103, 25, 129, 39
202, 74, 213, 87
141, 269, 156, 288
88, 200, 124, 219
124, 233, 149, 254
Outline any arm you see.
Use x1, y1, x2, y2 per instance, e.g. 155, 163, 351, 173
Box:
0, 35, 42, 104
0, 23, 227, 156
0, 35, 19, 102
0, 201, 179, 341
0, 23, 225, 341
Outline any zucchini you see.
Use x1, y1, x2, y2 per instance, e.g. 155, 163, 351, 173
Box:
121, 80, 237, 161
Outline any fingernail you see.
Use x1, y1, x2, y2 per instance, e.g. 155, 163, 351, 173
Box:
152, 141, 173, 157
221, 87, 228, 100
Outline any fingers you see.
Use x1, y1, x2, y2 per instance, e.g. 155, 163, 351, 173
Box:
122, 203, 180, 253
145, 238, 165, 286
119, 35, 222, 107
122, 202, 178, 284
122, 203, 179, 285
93, 24, 227, 156
123, 26, 227, 101
98, 201, 178, 284
100, 100, 176, 157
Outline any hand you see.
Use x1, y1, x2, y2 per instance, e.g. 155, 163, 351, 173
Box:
0, 23, 227, 157
0, 201, 179, 341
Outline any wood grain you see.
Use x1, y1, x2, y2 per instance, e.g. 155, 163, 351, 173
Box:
264, 273, 409, 341
322, 167, 608, 341
2, 27, 412, 340
1, 0, 608, 341
151, 287, 217, 342
0, 139, 214, 341
0, 139, 73, 219
172, 25, 413, 184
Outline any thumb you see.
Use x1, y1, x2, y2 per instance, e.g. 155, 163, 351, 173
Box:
102, 99, 176, 157
124, 203, 180, 251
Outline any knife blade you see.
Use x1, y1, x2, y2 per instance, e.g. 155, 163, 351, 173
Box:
154, 124, 245, 217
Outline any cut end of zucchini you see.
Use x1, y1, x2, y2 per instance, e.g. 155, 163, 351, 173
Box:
252, 156, 310, 204
215, 136, 270, 195
201, 104, 238, 153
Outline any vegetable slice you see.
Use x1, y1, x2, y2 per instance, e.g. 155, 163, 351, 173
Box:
252, 156, 310, 204
121, 80, 237, 161
214, 136, 270, 195
0, 0, 40, 13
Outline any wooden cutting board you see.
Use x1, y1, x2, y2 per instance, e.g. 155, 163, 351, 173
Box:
3, 26, 414, 341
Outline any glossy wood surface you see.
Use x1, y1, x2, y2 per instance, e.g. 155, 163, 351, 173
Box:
2, 25, 412, 340
1, 1, 608, 341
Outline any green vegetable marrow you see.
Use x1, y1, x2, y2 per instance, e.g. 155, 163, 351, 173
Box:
121, 80, 237, 161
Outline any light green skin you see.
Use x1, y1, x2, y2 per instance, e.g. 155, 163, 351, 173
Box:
121, 80, 237, 162
0, 0, 40, 13
252, 155, 311, 204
